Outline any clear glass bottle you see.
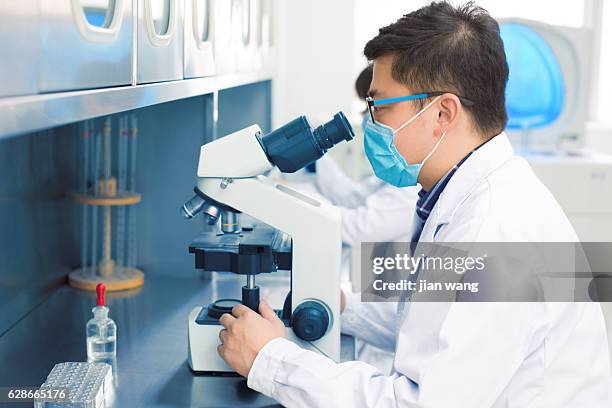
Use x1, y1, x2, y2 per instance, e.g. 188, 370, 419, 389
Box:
86, 283, 116, 363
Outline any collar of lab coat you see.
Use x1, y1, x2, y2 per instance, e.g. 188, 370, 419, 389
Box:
418, 132, 514, 242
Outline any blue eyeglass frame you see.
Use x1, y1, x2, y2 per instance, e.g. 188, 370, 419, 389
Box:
365, 91, 475, 124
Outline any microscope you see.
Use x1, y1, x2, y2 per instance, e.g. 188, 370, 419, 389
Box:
181, 113, 354, 373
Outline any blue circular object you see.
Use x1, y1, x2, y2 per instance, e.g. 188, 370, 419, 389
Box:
291, 301, 330, 341
501, 23, 565, 130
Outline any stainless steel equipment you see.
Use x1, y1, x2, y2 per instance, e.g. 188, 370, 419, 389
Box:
39, 0, 133, 92
235, 0, 253, 72
212, 0, 236, 74
137, 0, 184, 84
260, 0, 275, 72
184, 0, 215, 78
0, 0, 40, 97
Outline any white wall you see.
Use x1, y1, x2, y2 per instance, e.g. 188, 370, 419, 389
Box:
587, 122, 612, 154
272, 1, 438, 127
272, 0, 357, 128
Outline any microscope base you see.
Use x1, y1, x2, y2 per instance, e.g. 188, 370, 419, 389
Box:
188, 306, 235, 373
187, 306, 331, 374
188, 306, 289, 373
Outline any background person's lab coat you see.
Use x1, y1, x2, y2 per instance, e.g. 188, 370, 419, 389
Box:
247, 133, 612, 407
313, 155, 418, 246
312, 155, 419, 375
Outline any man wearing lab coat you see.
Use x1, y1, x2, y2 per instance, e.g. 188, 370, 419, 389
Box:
216, 2, 612, 407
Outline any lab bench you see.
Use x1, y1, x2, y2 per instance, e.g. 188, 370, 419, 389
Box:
0, 275, 354, 407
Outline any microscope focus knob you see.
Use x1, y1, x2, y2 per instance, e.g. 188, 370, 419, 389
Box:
291, 301, 330, 341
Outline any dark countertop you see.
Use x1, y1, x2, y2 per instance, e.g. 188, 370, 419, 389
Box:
0, 273, 354, 407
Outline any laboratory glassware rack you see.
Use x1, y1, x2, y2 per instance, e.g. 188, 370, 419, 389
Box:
70, 117, 144, 291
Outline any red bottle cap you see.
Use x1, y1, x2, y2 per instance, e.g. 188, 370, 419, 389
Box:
96, 283, 106, 306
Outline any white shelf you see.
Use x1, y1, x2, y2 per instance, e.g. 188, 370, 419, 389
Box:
0, 71, 273, 140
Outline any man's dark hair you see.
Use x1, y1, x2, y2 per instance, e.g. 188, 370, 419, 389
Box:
364, 1, 508, 137
355, 65, 373, 100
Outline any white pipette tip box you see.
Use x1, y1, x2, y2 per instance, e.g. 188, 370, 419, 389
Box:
34, 362, 112, 408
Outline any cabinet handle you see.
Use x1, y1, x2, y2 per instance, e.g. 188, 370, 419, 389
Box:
71, 0, 125, 43
192, 0, 212, 48
241, 0, 251, 46
144, 0, 178, 47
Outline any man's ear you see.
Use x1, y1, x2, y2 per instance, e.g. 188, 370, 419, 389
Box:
436, 94, 461, 135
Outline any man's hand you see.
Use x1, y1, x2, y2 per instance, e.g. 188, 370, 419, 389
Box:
217, 301, 286, 377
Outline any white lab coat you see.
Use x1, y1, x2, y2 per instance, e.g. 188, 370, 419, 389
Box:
247, 133, 612, 407
313, 155, 418, 245
313, 155, 418, 374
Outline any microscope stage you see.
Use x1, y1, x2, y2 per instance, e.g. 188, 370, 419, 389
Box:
194, 303, 290, 326
189, 223, 292, 275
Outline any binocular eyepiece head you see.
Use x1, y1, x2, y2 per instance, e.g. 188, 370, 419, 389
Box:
256, 112, 354, 173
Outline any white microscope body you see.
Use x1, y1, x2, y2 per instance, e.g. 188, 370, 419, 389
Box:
183, 113, 354, 373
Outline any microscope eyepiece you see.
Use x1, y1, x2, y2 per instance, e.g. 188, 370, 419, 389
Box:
312, 112, 355, 150
256, 112, 355, 173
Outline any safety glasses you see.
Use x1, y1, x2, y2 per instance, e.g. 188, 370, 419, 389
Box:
365, 92, 475, 124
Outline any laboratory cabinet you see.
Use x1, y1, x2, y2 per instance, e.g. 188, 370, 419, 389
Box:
183, 0, 215, 78
236, 0, 257, 72
137, 0, 184, 84
0, 0, 40, 97
214, 0, 272, 73
214, 0, 274, 75
212, 0, 238, 74
239, 0, 272, 72
39, 0, 133, 92
0, 0, 276, 101
259, 0, 275, 72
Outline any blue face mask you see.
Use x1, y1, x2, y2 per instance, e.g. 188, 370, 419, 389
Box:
363, 96, 447, 187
